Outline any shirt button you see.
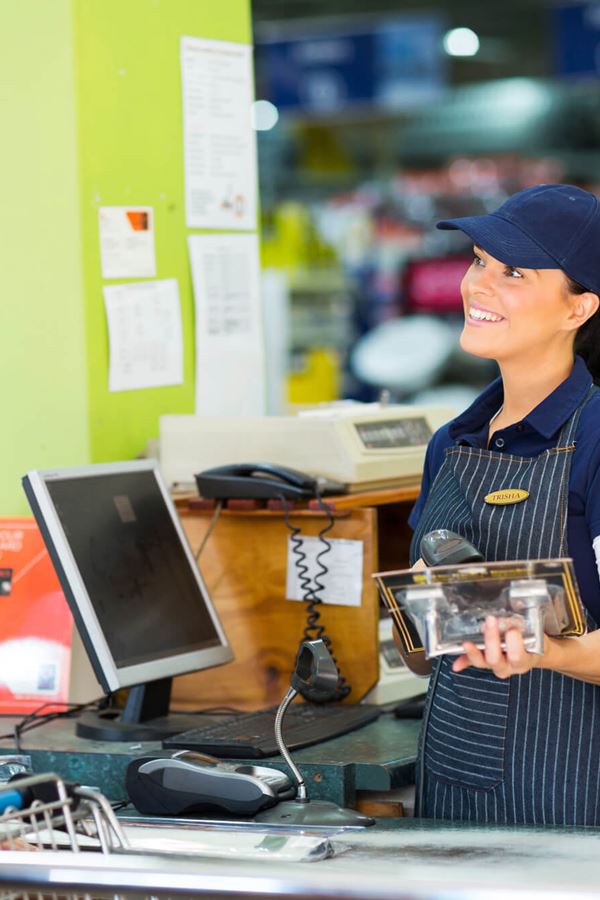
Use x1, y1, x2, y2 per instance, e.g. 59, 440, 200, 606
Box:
516, 424, 524, 433
495, 437, 505, 448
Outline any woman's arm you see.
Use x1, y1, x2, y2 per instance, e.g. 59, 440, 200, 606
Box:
538, 629, 600, 684
452, 616, 600, 684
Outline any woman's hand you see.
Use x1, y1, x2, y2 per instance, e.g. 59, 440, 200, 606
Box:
452, 616, 544, 679
452, 624, 600, 686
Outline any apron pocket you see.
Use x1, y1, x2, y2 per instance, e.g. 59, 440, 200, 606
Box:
425, 657, 510, 791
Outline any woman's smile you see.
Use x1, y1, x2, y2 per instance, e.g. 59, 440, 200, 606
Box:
466, 301, 506, 326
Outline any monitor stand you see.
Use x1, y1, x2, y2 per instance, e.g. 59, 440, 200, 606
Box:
76, 678, 212, 742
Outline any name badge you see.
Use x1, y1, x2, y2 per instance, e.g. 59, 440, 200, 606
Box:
484, 488, 530, 506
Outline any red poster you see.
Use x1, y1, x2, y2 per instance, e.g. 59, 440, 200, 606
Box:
0, 518, 73, 713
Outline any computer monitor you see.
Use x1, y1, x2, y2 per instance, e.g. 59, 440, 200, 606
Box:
22, 459, 233, 741
402, 255, 472, 314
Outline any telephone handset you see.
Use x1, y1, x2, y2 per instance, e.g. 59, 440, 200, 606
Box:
126, 752, 296, 817
195, 462, 344, 501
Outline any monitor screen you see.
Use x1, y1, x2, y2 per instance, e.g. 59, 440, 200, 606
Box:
402, 255, 471, 314
22, 460, 232, 696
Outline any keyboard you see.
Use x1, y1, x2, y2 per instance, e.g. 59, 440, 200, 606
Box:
162, 703, 381, 758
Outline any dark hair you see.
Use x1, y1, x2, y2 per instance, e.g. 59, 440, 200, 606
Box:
566, 275, 600, 384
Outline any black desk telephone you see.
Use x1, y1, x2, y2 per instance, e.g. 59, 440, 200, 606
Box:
126, 752, 295, 817
195, 463, 345, 500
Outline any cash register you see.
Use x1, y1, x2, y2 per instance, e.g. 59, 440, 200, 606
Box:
158, 403, 452, 493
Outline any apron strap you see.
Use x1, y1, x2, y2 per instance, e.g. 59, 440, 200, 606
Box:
555, 384, 598, 449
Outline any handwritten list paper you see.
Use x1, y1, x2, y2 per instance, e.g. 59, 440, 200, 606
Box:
103, 279, 183, 392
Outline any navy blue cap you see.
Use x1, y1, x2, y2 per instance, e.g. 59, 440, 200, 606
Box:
437, 184, 600, 295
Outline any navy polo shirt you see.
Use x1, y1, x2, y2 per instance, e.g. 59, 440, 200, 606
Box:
409, 355, 600, 622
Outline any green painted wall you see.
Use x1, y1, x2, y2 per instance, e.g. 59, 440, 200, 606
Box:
0, 0, 253, 514
0, 0, 89, 515
73, 0, 253, 462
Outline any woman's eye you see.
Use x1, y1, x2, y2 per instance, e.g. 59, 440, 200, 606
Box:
472, 254, 484, 267
507, 267, 523, 278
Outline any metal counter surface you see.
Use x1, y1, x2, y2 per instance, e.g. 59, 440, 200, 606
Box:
0, 711, 597, 899
0, 819, 599, 899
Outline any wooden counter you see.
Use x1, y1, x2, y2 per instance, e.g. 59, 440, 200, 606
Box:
171, 485, 420, 712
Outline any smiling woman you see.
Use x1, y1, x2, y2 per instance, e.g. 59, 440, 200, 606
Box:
407, 184, 600, 827
458, 244, 598, 381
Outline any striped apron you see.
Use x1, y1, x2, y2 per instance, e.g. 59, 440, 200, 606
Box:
410, 386, 600, 825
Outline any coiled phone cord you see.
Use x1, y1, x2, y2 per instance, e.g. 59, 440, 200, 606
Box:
281, 493, 351, 702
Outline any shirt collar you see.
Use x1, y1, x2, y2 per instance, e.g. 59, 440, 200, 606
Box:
449, 355, 593, 442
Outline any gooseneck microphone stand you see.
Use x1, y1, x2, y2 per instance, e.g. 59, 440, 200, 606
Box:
256, 640, 374, 827
273, 685, 309, 802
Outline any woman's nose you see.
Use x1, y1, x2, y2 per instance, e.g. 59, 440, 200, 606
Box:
472, 265, 497, 294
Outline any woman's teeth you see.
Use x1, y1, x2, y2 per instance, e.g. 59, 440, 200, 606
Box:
469, 306, 504, 322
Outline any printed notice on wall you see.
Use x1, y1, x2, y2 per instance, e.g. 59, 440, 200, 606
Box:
188, 233, 266, 415
286, 537, 363, 607
180, 36, 257, 230
103, 279, 183, 392
98, 207, 156, 279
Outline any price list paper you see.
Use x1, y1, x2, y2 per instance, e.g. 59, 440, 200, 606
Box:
181, 36, 257, 230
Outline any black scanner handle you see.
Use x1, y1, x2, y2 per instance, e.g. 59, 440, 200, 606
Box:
290, 640, 339, 703
420, 529, 484, 567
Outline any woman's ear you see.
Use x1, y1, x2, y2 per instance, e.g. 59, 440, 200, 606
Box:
568, 291, 600, 331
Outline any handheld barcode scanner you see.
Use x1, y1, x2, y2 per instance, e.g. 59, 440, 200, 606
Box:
393, 529, 485, 701
291, 640, 340, 703
420, 529, 484, 567
256, 640, 374, 827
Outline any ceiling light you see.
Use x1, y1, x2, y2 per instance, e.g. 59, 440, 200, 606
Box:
443, 28, 480, 58
251, 100, 279, 131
